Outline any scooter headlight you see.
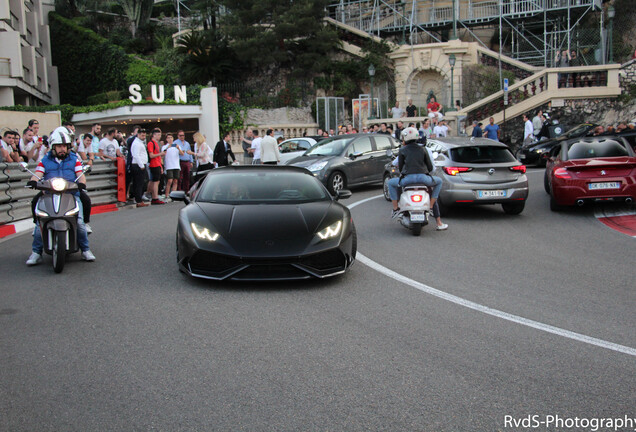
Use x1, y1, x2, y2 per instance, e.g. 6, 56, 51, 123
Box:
50, 178, 67, 192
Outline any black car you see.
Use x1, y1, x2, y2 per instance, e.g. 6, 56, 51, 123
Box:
517, 123, 596, 167
287, 133, 399, 194
171, 166, 357, 281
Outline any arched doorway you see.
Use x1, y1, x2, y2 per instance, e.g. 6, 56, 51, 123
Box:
406, 70, 449, 112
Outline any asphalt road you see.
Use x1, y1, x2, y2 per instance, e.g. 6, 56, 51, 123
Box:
1, 168, 634, 431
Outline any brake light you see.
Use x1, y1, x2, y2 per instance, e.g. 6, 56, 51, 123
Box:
444, 166, 473, 176
509, 165, 527, 174
554, 167, 571, 179
411, 194, 422, 203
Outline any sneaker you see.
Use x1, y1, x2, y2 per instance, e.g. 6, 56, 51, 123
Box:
143, 192, 151, 200
136, 202, 149, 208
151, 199, 165, 205
391, 208, 400, 219
85, 224, 93, 234
81, 250, 96, 261
436, 223, 449, 231
26, 252, 42, 266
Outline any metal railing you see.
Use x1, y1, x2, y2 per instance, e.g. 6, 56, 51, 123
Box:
328, 0, 595, 28
462, 64, 620, 126
0, 160, 119, 226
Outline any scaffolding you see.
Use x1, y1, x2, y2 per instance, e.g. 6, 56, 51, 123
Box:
326, 0, 606, 67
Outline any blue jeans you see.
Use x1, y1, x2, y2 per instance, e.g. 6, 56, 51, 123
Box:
32, 196, 89, 254
387, 173, 442, 201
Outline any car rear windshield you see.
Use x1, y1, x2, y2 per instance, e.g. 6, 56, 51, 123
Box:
197, 171, 330, 204
305, 137, 353, 156
450, 146, 516, 163
567, 140, 629, 159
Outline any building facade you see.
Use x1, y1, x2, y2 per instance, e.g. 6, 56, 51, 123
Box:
0, 0, 59, 107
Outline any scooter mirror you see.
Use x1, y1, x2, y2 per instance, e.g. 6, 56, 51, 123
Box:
432, 151, 439, 159
18, 162, 28, 172
386, 149, 393, 157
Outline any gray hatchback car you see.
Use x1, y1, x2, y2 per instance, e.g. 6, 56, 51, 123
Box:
384, 137, 528, 215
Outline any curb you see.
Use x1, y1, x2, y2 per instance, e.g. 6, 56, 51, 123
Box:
0, 203, 120, 239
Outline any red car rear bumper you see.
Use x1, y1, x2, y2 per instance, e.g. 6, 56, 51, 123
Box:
552, 179, 636, 206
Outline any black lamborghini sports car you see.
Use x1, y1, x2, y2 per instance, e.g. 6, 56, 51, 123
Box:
171, 166, 357, 281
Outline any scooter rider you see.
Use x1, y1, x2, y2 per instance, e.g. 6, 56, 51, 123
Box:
387, 127, 445, 222
26, 127, 96, 265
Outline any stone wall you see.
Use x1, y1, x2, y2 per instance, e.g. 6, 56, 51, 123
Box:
619, 59, 636, 91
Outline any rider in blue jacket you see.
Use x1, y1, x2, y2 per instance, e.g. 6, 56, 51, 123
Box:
26, 127, 96, 265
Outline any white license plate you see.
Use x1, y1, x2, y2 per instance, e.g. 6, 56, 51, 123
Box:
588, 182, 620, 190
519, 154, 526, 160
410, 212, 425, 222
478, 190, 506, 198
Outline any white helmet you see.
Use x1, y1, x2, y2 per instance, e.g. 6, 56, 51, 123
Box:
49, 126, 74, 158
401, 127, 419, 142
49, 126, 74, 146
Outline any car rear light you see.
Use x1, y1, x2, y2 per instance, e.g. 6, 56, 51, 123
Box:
554, 167, 571, 179
411, 194, 422, 203
509, 165, 527, 174
444, 166, 473, 176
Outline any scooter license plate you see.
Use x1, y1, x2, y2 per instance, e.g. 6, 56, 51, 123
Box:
410, 212, 425, 222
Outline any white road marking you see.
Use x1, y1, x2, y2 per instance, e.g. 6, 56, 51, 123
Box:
349, 195, 636, 357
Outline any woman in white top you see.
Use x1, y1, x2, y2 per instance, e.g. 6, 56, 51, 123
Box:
193, 132, 214, 182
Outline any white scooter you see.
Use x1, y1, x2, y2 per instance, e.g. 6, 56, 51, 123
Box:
395, 183, 431, 236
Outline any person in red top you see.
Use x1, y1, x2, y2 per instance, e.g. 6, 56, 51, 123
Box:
426, 96, 444, 123
147, 128, 166, 205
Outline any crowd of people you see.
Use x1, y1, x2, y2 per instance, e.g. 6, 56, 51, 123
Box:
123, 125, 237, 207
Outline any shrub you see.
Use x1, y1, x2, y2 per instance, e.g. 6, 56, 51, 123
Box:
49, 13, 130, 105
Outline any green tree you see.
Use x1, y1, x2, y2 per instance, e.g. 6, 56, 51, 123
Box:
218, 0, 340, 75
114, 0, 154, 38
176, 30, 236, 85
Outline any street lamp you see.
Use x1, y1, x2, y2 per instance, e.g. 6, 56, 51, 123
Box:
449, 54, 456, 111
608, 5, 615, 63
368, 64, 376, 120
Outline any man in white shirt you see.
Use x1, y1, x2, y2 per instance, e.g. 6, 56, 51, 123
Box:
433, 120, 449, 137
420, 119, 433, 139
260, 129, 280, 165
163, 132, 184, 199
1, 131, 19, 162
523, 113, 534, 145
130, 129, 149, 207
391, 101, 405, 119
23, 128, 48, 163
77, 134, 93, 165
27, 119, 40, 143
98, 127, 123, 161
249, 129, 262, 165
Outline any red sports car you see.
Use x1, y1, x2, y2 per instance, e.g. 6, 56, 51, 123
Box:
544, 137, 636, 211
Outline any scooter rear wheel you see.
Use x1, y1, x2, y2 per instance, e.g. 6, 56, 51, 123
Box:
52, 230, 66, 273
411, 223, 422, 236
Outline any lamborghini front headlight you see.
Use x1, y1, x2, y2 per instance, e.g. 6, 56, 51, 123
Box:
190, 222, 219, 242
316, 220, 343, 240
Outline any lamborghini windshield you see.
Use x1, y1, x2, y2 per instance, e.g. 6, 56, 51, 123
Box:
196, 171, 331, 204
